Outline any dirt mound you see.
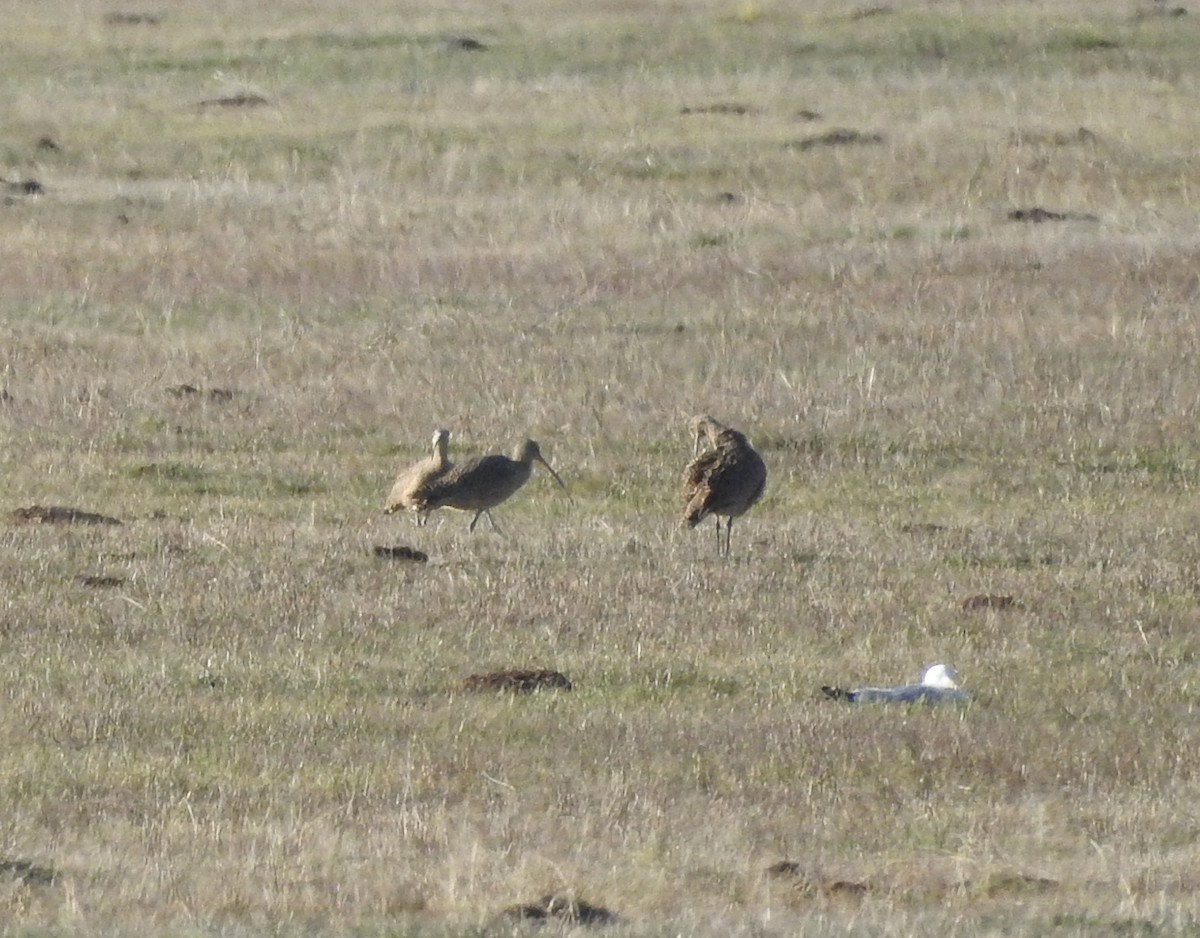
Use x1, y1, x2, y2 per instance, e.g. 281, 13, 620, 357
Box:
766, 861, 868, 897
372, 545, 429, 563
961, 594, 1017, 611
0, 858, 57, 886
10, 506, 122, 526
787, 129, 883, 151
1008, 207, 1099, 223
166, 384, 235, 402
75, 575, 127, 588
503, 894, 617, 925
461, 669, 572, 694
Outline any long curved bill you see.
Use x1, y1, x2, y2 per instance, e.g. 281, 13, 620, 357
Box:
535, 456, 570, 497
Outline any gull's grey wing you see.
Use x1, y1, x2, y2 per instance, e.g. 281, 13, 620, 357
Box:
842, 684, 970, 705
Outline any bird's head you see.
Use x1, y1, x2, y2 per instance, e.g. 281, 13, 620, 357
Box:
921, 664, 960, 689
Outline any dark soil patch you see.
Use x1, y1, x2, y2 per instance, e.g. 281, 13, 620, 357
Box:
2, 178, 44, 195
75, 575, 127, 588
10, 506, 122, 526
372, 545, 429, 563
461, 669, 573, 694
961, 594, 1017, 611
197, 94, 269, 109
104, 12, 162, 25
849, 5, 892, 17
445, 36, 487, 51
1133, 4, 1187, 17
786, 129, 884, 151
165, 384, 235, 402
1008, 206, 1099, 223
796, 108, 823, 121
766, 862, 869, 896
680, 103, 756, 116
0, 858, 57, 886
36, 135, 60, 151
502, 895, 618, 926
900, 522, 950, 535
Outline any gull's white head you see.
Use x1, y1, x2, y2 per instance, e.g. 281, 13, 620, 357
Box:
921, 664, 959, 689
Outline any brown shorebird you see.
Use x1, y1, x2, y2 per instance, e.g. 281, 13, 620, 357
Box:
412, 439, 567, 533
383, 429, 453, 525
682, 415, 767, 556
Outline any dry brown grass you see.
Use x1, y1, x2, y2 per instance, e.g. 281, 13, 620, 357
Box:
2, 0, 1200, 934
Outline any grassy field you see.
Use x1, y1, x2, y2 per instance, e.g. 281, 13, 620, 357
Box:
2, 0, 1200, 934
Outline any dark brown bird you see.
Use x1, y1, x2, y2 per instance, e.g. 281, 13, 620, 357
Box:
383, 429, 452, 525
682, 415, 767, 555
412, 439, 567, 533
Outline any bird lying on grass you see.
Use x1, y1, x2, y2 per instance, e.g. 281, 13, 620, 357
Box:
821, 664, 970, 705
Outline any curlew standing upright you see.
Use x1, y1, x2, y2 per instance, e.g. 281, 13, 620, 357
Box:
383, 429, 453, 525
412, 439, 567, 533
682, 414, 767, 556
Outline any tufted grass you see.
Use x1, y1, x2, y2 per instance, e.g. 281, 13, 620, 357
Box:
2, 0, 1200, 934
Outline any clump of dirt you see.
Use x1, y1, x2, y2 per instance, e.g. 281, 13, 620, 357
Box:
461, 669, 573, 694
1, 178, 44, 195
849, 5, 892, 18
1008, 207, 1099, 223
0, 858, 57, 886
766, 861, 869, 897
104, 12, 162, 25
196, 94, 269, 109
900, 522, 950, 535
961, 594, 1017, 611
786, 129, 884, 151
1133, 4, 1187, 17
10, 506, 122, 526
75, 575, 127, 588
165, 384, 235, 401
968, 870, 1058, 897
680, 103, 756, 116
372, 545, 429, 563
502, 894, 618, 925
445, 36, 487, 51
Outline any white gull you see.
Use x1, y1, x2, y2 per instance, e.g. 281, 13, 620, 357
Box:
821, 664, 970, 705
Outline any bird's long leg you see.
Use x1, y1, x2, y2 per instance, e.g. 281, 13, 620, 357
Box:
724, 518, 733, 557
484, 510, 503, 534
712, 517, 721, 555
468, 511, 482, 532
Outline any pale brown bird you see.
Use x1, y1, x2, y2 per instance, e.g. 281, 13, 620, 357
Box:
383, 429, 453, 525
412, 439, 567, 533
682, 415, 767, 556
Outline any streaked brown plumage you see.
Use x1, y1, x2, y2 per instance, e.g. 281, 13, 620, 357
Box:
383, 429, 452, 525
682, 415, 767, 556
412, 439, 567, 533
